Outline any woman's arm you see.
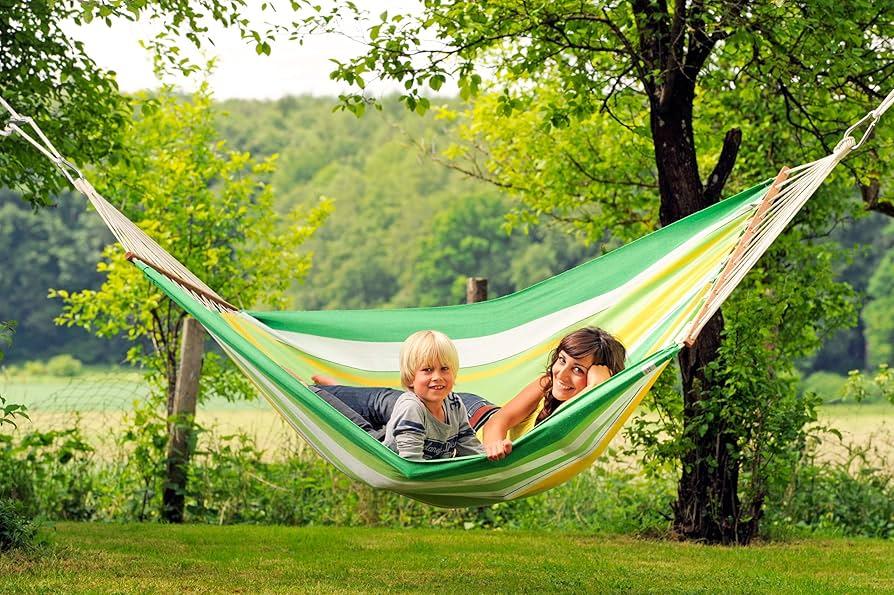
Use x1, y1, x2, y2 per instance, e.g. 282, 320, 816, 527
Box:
481, 375, 547, 461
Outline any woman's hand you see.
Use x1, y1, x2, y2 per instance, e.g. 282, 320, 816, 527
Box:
484, 439, 513, 461
587, 364, 612, 387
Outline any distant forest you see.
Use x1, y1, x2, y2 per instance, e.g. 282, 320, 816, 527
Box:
2, 96, 891, 376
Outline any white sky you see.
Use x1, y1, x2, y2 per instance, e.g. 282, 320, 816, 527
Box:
63, 1, 455, 100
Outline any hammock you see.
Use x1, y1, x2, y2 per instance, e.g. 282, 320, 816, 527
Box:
2, 92, 891, 507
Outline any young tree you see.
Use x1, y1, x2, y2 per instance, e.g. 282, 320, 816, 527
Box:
52, 87, 330, 522
296, 0, 893, 542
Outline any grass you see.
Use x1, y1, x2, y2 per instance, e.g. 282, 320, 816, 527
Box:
1, 523, 892, 593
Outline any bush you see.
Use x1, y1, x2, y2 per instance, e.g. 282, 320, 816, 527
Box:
45, 354, 83, 377
766, 436, 894, 539
21, 360, 47, 377
0, 498, 42, 552
2, 402, 888, 539
801, 371, 848, 403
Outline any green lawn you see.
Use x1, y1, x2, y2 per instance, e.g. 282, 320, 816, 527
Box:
1, 523, 892, 593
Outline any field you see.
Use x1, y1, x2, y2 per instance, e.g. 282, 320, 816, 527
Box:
1, 523, 892, 593
2, 369, 892, 459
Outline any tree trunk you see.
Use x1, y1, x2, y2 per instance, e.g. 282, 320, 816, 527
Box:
650, 91, 749, 543
162, 317, 205, 523
466, 277, 488, 304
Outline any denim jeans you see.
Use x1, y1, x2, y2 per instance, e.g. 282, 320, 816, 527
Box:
310, 385, 497, 438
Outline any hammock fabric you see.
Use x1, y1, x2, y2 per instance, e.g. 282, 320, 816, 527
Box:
3, 92, 889, 507
132, 176, 785, 507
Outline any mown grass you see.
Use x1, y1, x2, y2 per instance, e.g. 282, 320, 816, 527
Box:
1, 523, 892, 593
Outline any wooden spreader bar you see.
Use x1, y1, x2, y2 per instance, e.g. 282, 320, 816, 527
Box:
125, 251, 238, 312
683, 167, 791, 347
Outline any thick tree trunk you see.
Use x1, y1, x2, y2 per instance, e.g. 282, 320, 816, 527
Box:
650, 90, 750, 543
162, 317, 205, 523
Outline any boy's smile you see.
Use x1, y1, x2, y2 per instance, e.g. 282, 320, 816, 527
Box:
412, 361, 455, 416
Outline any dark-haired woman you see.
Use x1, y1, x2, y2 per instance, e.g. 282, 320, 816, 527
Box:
310, 327, 626, 461
478, 327, 626, 460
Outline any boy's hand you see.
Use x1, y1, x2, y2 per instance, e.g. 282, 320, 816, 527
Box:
587, 364, 611, 386
485, 439, 513, 461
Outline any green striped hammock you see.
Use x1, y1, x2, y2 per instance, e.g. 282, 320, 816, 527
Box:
2, 91, 874, 507
91, 158, 838, 508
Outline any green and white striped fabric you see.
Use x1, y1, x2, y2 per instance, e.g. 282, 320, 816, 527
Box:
132, 180, 770, 507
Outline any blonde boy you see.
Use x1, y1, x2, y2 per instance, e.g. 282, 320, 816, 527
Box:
383, 330, 484, 460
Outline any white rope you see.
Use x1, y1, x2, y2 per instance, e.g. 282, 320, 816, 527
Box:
72, 178, 234, 313
678, 143, 848, 344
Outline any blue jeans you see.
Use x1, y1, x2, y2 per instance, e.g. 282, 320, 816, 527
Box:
310, 385, 498, 438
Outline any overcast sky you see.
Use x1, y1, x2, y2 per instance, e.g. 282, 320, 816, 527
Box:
63, 2, 454, 100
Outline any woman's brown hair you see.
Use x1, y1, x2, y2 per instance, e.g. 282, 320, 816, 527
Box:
535, 327, 626, 424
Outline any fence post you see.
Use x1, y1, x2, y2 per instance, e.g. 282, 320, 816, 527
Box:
466, 277, 488, 304
162, 316, 205, 523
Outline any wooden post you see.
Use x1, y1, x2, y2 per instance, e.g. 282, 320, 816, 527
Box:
466, 277, 488, 304
162, 316, 205, 523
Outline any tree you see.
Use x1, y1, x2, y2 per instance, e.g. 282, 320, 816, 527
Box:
864, 224, 894, 367
1, 1, 292, 207
52, 86, 330, 522
0, 190, 126, 364
411, 193, 598, 306
297, 0, 893, 543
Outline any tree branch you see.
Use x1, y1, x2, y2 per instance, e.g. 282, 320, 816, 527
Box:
861, 178, 894, 218
563, 150, 658, 189
704, 128, 742, 204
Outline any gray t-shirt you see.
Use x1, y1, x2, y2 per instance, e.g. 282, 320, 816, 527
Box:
383, 392, 484, 460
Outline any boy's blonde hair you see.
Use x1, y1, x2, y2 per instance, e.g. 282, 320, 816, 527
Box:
399, 330, 460, 389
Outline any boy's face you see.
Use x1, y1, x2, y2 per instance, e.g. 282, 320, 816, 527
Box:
411, 360, 454, 406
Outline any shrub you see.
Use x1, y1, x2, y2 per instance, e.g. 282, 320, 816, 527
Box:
766, 435, 894, 539
0, 498, 42, 552
800, 371, 848, 403
45, 354, 83, 377
21, 360, 47, 377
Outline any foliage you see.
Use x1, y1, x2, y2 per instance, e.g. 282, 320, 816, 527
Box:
6, 95, 888, 359
433, 90, 659, 245
801, 372, 849, 404
769, 435, 894, 539
105, 397, 169, 522
0, 190, 125, 364
51, 86, 330, 411
0, 322, 29, 431
845, 365, 894, 405
44, 355, 83, 378
1, 401, 888, 541
806, 213, 892, 375
411, 194, 595, 305
0, 320, 38, 554
0, 499, 43, 553
627, 230, 858, 540
212, 96, 601, 310
863, 227, 894, 367
1, 0, 298, 207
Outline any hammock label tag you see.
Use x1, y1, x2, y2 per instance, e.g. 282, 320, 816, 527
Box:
641, 363, 657, 375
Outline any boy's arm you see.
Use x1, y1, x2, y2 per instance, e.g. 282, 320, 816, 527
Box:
389, 400, 426, 460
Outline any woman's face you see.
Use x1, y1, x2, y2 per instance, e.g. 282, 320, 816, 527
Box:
550, 350, 595, 401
